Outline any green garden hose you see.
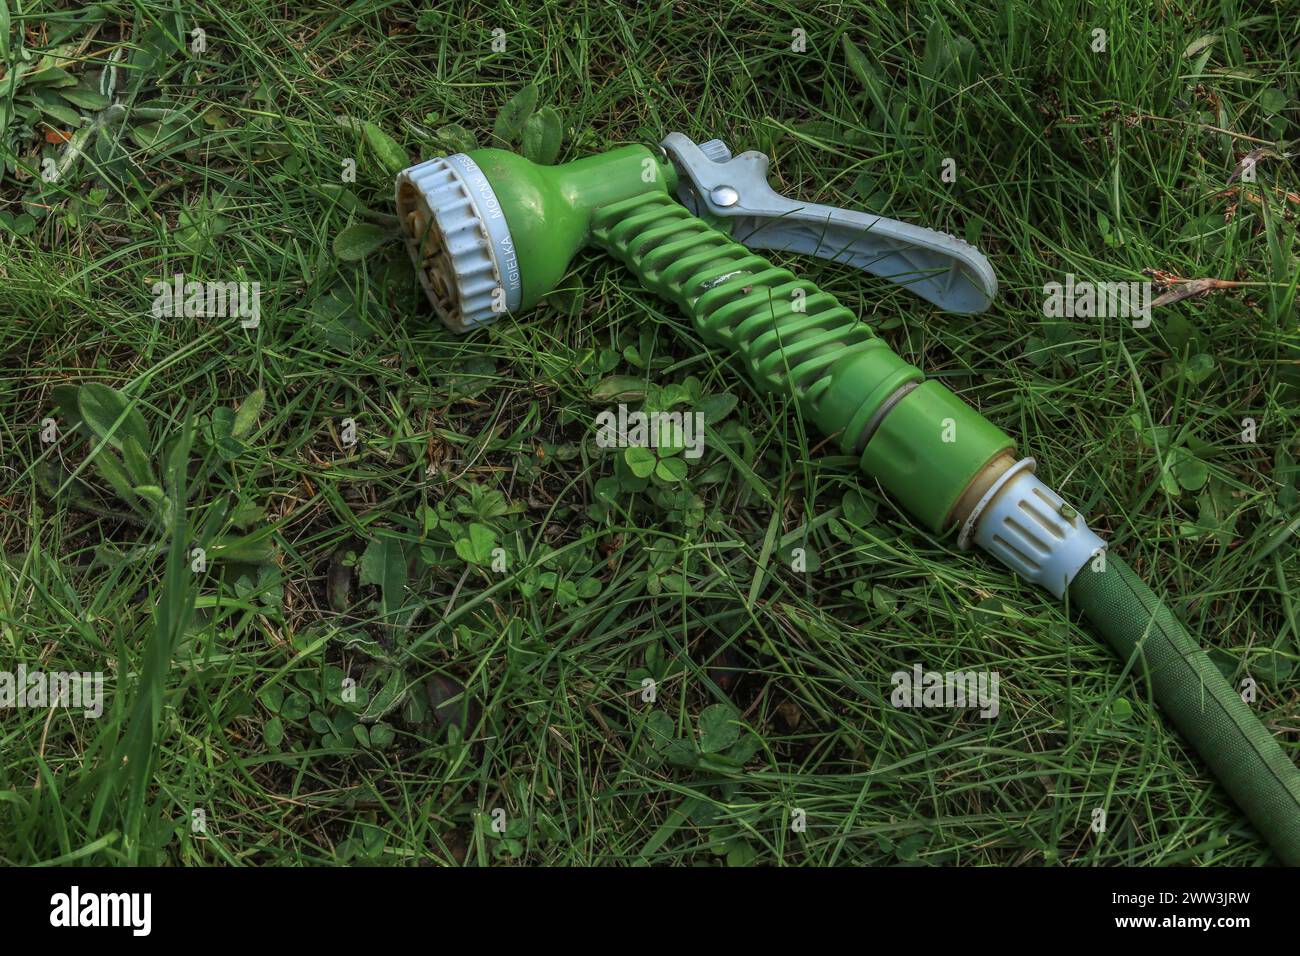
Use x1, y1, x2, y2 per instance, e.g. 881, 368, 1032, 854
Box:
1071, 557, 1300, 865
394, 137, 1300, 863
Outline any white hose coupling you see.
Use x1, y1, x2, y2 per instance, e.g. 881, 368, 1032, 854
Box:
957, 458, 1105, 599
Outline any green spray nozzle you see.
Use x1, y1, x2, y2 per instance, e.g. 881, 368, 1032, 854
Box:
396, 133, 997, 330
396, 144, 676, 330
395, 134, 1016, 532
395, 135, 1300, 864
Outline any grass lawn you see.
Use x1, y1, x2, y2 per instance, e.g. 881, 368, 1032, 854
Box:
1, 0, 1298, 866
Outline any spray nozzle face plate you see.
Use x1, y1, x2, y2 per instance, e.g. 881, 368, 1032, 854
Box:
395, 154, 520, 332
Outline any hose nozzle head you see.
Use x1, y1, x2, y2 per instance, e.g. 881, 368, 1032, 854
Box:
396, 154, 521, 332
396, 145, 675, 332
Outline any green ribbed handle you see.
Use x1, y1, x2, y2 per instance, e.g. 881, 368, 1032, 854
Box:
590, 192, 1012, 531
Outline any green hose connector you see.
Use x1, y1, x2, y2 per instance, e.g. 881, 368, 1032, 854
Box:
860, 382, 1013, 531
